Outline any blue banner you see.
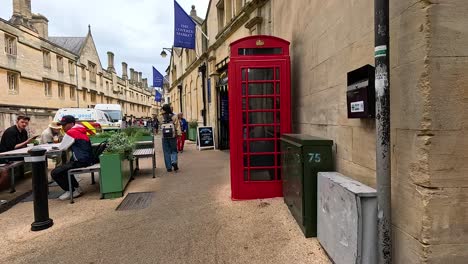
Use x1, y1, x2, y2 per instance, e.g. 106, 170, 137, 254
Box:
155, 90, 162, 102
174, 0, 196, 49
153, 66, 164, 88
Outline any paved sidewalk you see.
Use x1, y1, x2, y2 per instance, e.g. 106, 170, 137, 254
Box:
0, 137, 330, 264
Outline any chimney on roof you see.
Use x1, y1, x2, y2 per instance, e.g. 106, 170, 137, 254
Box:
138, 72, 143, 85
129, 68, 135, 83
10, 0, 35, 30
107, 52, 116, 73
143, 78, 148, 88
122, 62, 128, 80
23, 0, 32, 20
31, 13, 48, 39
190, 5, 197, 17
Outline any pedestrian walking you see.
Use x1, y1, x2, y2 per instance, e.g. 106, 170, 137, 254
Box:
177, 113, 188, 153
160, 104, 181, 172
152, 116, 160, 134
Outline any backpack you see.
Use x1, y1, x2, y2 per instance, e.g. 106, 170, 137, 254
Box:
161, 114, 176, 139
93, 141, 108, 164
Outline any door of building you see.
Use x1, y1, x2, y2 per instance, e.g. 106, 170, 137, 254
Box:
229, 36, 291, 200
217, 80, 230, 150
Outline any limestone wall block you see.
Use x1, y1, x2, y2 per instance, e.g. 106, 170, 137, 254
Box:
351, 125, 376, 171
429, 0, 468, 57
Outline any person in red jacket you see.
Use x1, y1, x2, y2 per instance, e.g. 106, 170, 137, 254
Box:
52, 115, 94, 201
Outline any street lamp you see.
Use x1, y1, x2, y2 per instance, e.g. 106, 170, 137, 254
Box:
160, 48, 172, 58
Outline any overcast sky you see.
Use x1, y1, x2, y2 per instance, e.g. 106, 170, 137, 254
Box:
0, 0, 209, 86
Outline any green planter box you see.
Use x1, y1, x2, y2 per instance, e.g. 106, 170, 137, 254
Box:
188, 126, 197, 141
99, 153, 132, 199
90, 137, 109, 144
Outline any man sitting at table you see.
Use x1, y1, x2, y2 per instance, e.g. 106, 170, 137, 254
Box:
40, 121, 65, 169
0, 115, 38, 154
51, 115, 93, 200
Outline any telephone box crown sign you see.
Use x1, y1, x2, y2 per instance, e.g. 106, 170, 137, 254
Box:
256, 39, 265, 46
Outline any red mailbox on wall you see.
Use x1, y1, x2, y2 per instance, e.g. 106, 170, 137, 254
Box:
228, 36, 291, 200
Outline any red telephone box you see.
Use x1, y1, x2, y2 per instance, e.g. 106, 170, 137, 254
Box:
228, 36, 291, 200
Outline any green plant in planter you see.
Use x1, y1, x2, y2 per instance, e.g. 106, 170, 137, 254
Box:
104, 133, 134, 156
122, 127, 151, 137
32, 139, 40, 146
93, 131, 116, 138
133, 130, 152, 137
189, 120, 198, 128
188, 120, 198, 141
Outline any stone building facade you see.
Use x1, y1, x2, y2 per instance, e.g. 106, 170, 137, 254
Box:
167, 0, 468, 262
0, 0, 156, 135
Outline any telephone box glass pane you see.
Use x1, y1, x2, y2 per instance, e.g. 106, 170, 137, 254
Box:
242, 69, 247, 81
250, 140, 275, 153
238, 48, 282, 56
249, 97, 275, 110
250, 155, 275, 167
248, 83, 274, 95
276, 68, 280, 80
276, 83, 280, 94
248, 68, 274, 80
248, 112, 274, 124
248, 126, 275, 138
250, 169, 275, 181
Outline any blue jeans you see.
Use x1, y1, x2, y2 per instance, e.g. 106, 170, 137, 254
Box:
162, 138, 178, 170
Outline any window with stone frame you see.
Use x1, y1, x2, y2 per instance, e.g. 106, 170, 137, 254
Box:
44, 80, 52, 96
88, 61, 97, 83
100, 94, 104, 103
7, 72, 18, 94
91, 91, 97, 103
57, 56, 64, 73
82, 89, 87, 101
58, 83, 65, 98
106, 81, 109, 93
100, 75, 103, 86
43, 50, 51, 68
70, 86, 76, 100
81, 66, 86, 80
235, 0, 243, 15
4, 34, 17, 56
217, 1, 225, 33
69, 61, 75, 76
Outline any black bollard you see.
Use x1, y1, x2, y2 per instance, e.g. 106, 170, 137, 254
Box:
27, 147, 53, 231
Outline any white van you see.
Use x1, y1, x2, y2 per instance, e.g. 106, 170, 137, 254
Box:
94, 104, 122, 128
53, 108, 113, 133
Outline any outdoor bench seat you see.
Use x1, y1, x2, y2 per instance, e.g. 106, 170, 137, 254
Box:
132, 148, 156, 178
67, 163, 101, 204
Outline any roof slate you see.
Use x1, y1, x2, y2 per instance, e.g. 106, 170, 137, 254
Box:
48, 37, 86, 55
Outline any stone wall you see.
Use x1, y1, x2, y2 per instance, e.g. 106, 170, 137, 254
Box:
272, 0, 468, 262
0, 108, 54, 140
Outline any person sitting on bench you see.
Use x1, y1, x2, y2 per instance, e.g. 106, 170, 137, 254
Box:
51, 115, 93, 201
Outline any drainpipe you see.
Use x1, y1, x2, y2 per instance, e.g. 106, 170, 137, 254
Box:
75, 59, 80, 107
374, 0, 391, 263
198, 63, 207, 126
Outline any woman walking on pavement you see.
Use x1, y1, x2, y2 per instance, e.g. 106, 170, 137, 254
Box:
177, 113, 188, 153
160, 104, 181, 172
